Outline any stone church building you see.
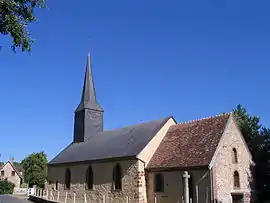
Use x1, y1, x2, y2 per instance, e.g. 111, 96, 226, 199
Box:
47, 54, 253, 203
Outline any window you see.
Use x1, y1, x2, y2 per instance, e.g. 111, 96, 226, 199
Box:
154, 173, 164, 192
188, 174, 194, 200
55, 181, 58, 190
1, 171, 4, 176
11, 171, 15, 176
113, 164, 122, 190
86, 165, 93, 190
233, 171, 240, 188
232, 148, 238, 163
65, 168, 71, 190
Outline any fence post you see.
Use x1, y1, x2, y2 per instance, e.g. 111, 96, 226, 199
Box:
154, 196, 157, 203
103, 194, 106, 203
57, 191, 60, 201
84, 193, 87, 203
65, 192, 68, 203
73, 192, 76, 203
190, 198, 192, 203
126, 196, 129, 203
51, 190, 54, 200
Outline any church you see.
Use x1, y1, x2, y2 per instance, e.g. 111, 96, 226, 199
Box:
46, 54, 253, 203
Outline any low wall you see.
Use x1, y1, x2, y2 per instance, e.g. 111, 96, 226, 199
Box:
29, 195, 60, 203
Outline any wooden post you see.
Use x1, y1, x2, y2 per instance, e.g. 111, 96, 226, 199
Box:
51, 191, 54, 200
126, 196, 129, 203
73, 192, 76, 203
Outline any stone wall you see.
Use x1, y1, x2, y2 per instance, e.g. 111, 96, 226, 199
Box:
46, 159, 141, 203
146, 169, 211, 203
212, 116, 253, 203
0, 162, 21, 188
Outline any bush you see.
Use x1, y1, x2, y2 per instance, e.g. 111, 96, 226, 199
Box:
0, 179, 15, 194
21, 183, 29, 188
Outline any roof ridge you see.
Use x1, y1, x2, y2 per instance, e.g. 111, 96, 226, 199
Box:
177, 112, 231, 125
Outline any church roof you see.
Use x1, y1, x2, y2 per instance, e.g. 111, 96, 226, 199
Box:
147, 113, 231, 169
48, 117, 172, 165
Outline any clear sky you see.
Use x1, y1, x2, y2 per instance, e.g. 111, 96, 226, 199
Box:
0, 0, 269, 162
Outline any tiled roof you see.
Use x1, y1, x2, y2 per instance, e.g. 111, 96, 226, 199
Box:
147, 113, 231, 169
49, 117, 172, 165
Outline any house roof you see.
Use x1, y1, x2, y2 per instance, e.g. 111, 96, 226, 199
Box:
49, 117, 172, 165
0, 161, 23, 178
147, 113, 231, 169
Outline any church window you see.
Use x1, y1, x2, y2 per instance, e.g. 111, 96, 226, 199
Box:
11, 171, 15, 176
65, 168, 71, 190
113, 164, 122, 190
154, 173, 164, 192
86, 165, 93, 190
232, 148, 238, 163
188, 173, 194, 200
233, 171, 240, 188
55, 181, 58, 190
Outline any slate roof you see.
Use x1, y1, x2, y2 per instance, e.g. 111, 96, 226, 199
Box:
147, 113, 231, 169
49, 117, 172, 165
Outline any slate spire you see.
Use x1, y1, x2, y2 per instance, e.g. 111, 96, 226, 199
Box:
73, 53, 104, 143
76, 53, 103, 112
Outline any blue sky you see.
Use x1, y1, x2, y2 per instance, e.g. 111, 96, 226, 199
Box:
0, 0, 269, 162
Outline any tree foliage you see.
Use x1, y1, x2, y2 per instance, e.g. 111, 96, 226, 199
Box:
233, 104, 270, 202
0, 179, 15, 194
0, 0, 46, 52
21, 151, 47, 188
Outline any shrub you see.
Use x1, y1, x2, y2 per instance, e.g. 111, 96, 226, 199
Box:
21, 183, 29, 188
0, 179, 15, 194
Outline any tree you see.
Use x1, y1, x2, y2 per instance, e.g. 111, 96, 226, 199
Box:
233, 104, 270, 202
0, 179, 15, 194
21, 151, 47, 188
0, 0, 46, 52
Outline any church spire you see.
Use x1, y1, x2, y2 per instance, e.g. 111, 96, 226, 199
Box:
73, 53, 104, 143
75, 53, 103, 112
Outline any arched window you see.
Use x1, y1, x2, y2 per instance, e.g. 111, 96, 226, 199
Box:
234, 171, 240, 188
154, 173, 164, 192
188, 174, 194, 200
55, 181, 58, 190
113, 164, 122, 190
232, 148, 238, 163
86, 165, 93, 190
65, 168, 71, 190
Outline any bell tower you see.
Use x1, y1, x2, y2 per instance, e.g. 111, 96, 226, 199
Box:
73, 53, 104, 143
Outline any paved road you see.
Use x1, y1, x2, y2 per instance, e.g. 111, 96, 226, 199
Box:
0, 195, 31, 203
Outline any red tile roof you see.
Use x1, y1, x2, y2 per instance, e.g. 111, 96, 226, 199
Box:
147, 113, 231, 169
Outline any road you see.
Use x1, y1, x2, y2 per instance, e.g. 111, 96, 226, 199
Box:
0, 195, 32, 203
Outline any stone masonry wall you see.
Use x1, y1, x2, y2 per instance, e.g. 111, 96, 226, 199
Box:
212, 116, 253, 203
46, 159, 142, 203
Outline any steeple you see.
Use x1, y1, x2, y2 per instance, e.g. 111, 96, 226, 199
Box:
73, 53, 104, 143
75, 53, 103, 112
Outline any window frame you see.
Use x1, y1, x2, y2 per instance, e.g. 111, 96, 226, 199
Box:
154, 173, 164, 193
113, 163, 122, 191
65, 168, 71, 190
232, 148, 238, 164
233, 171, 240, 189
11, 171, 15, 176
86, 165, 93, 190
